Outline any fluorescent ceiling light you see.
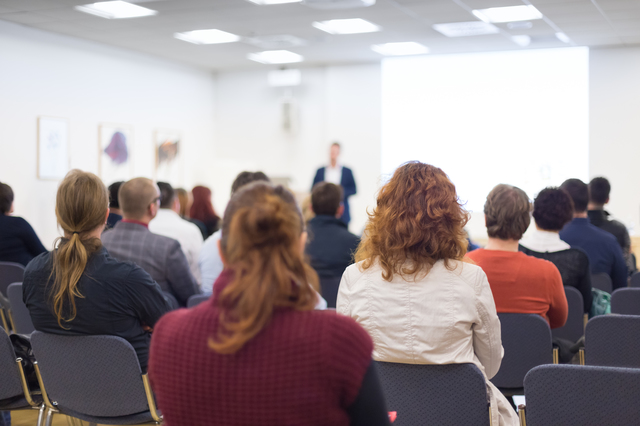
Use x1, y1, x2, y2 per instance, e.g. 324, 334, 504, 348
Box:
247, 50, 303, 64
472, 5, 543, 23
312, 18, 380, 35
556, 32, 571, 43
74, 1, 158, 19
174, 29, 240, 45
433, 21, 500, 37
247, 0, 302, 4
371, 42, 429, 56
511, 35, 531, 47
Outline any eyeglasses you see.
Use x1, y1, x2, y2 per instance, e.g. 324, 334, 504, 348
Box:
150, 196, 162, 205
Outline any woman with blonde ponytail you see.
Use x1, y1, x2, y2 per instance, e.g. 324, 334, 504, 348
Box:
23, 170, 169, 371
149, 182, 390, 426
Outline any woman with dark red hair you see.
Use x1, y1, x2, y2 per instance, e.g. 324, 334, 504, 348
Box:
189, 185, 221, 237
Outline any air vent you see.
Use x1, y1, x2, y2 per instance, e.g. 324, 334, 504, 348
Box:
303, 0, 374, 10
245, 35, 307, 50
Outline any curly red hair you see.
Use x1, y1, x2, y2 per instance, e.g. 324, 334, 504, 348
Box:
355, 162, 469, 280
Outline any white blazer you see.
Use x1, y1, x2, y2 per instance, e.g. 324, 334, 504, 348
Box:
337, 259, 519, 426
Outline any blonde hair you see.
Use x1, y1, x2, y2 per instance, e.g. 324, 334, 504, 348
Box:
50, 170, 108, 328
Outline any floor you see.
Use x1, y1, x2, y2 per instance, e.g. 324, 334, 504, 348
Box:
11, 410, 98, 426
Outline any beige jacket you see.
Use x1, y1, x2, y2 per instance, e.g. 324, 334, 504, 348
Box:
337, 259, 519, 426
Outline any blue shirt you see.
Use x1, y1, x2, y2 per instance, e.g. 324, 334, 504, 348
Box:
198, 230, 223, 295
559, 218, 627, 291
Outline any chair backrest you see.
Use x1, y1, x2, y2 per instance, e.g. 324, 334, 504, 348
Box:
630, 272, 640, 288
0, 262, 25, 297
611, 288, 640, 315
585, 314, 640, 368
490, 313, 553, 389
187, 294, 209, 308
375, 361, 490, 426
551, 286, 584, 343
7, 283, 35, 335
0, 327, 24, 401
524, 364, 640, 425
318, 275, 341, 309
30, 332, 149, 417
591, 273, 613, 293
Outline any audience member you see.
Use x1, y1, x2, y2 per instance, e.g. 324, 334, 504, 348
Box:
199, 171, 270, 293
467, 184, 568, 329
0, 182, 47, 266
22, 170, 169, 371
312, 142, 357, 225
559, 179, 627, 290
306, 182, 359, 277
588, 177, 636, 274
149, 182, 389, 426
106, 181, 124, 230
520, 187, 593, 313
149, 182, 203, 283
337, 162, 518, 426
176, 187, 207, 239
102, 178, 200, 307
190, 185, 221, 237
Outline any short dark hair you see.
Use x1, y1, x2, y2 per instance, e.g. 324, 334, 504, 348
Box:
484, 184, 531, 240
0, 182, 14, 214
560, 179, 588, 213
231, 171, 270, 195
331, 142, 341, 149
589, 177, 611, 206
311, 182, 343, 216
108, 181, 124, 209
157, 182, 175, 209
533, 187, 574, 231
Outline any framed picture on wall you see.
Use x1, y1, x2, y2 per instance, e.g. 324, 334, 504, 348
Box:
154, 129, 183, 185
37, 116, 70, 180
99, 124, 134, 186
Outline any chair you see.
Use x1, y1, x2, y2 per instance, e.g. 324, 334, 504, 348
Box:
187, 294, 209, 308
591, 272, 613, 293
7, 283, 35, 335
630, 271, 640, 288
519, 364, 640, 425
375, 361, 490, 426
30, 332, 162, 425
551, 286, 585, 343
490, 314, 557, 394
611, 288, 640, 315
582, 314, 640, 368
318, 275, 341, 308
0, 262, 25, 332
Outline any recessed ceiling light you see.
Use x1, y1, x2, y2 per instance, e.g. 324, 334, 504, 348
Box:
247, 50, 304, 64
371, 42, 429, 56
507, 21, 533, 30
312, 18, 380, 35
555, 32, 571, 43
432, 21, 500, 37
174, 29, 241, 45
245, 34, 307, 49
247, 0, 302, 4
472, 5, 543, 23
511, 35, 531, 47
74, 1, 158, 19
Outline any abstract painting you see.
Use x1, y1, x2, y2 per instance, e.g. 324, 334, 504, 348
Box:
99, 124, 133, 184
38, 116, 70, 180
154, 129, 183, 185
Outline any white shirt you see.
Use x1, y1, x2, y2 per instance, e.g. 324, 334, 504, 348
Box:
324, 164, 343, 185
149, 209, 203, 284
520, 229, 571, 253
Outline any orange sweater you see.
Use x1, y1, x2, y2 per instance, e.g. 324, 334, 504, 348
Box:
467, 249, 568, 329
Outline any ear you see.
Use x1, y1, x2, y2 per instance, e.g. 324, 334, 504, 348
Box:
606, 197, 610, 204
173, 198, 181, 213
299, 231, 308, 254
149, 202, 158, 219
336, 204, 345, 219
217, 239, 227, 267
105, 208, 110, 224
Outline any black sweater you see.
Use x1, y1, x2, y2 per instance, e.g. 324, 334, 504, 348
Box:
0, 215, 47, 266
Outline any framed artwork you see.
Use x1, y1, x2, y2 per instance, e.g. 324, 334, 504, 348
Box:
154, 129, 183, 185
37, 116, 70, 180
99, 124, 133, 185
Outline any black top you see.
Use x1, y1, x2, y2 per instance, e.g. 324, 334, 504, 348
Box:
519, 245, 593, 313
306, 215, 360, 278
0, 215, 47, 266
588, 209, 635, 274
23, 247, 170, 371
106, 212, 122, 231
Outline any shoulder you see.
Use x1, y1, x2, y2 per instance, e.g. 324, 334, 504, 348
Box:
320, 311, 373, 354
431, 259, 487, 289
343, 261, 368, 284
24, 251, 53, 275
148, 231, 181, 248
5, 216, 32, 230
590, 224, 619, 244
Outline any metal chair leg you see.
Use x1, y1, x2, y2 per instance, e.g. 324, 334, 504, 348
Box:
37, 404, 46, 426
44, 408, 54, 426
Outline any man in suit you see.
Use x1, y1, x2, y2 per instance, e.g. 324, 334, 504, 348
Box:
312, 142, 356, 225
102, 178, 200, 308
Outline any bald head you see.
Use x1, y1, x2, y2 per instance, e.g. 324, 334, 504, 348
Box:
119, 178, 160, 221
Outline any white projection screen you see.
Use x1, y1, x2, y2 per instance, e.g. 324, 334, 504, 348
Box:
381, 47, 589, 212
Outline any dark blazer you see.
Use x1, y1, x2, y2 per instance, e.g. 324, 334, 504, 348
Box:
0, 215, 47, 266
102, 221, 200, 307
312, 167, 356, 224
106, 212, 122, 231
306, 215, 360, 278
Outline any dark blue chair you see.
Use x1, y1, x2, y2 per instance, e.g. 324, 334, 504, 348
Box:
551, 286, 585, 343
7, 283, 35, 335
318, 275, 341, 309
491, 314, 557, 395
611, 288, 640, 315
583, 314, 640, 368
521, 364, 640, 425
187, 294, 209, 308
375, 361, 490, 426
591, 273, 613, 293
30, 332, 162, 425
0, 262, 24, 332
630, 271, 640, 288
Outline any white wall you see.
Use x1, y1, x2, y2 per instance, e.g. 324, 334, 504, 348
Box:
0, 21, 216, 247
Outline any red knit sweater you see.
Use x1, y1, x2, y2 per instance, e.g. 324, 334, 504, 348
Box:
148, 271, 374, 426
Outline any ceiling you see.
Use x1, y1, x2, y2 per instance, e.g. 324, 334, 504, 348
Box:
1, 0, 639, 71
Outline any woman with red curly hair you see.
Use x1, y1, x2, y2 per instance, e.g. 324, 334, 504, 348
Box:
337, 161, 518, 426
190, 185, 221, 237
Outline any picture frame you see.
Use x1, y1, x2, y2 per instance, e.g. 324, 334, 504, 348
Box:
154, 129, 183, 185
37, 116, 70, 181
99, 123, 134, 185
